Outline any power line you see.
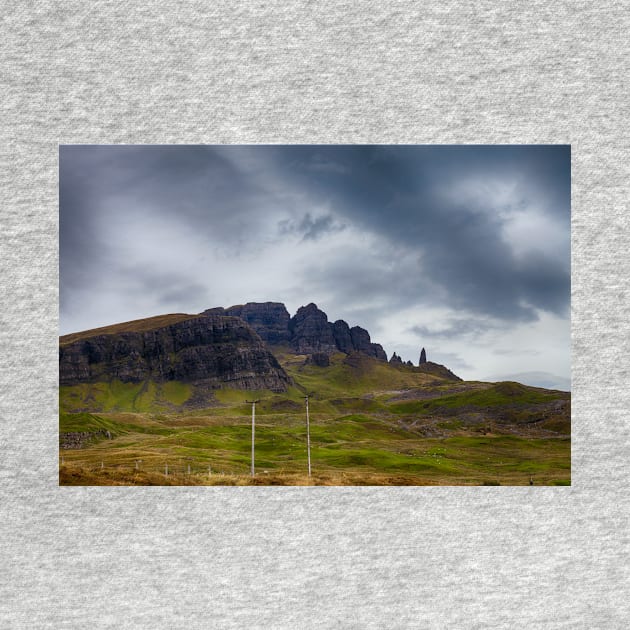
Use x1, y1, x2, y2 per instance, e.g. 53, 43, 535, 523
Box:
246, 399, 260, 477
305, 392, 315, 477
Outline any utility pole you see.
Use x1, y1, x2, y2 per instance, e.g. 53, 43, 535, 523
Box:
305, 392, 315, 477
246, 400, 260, 477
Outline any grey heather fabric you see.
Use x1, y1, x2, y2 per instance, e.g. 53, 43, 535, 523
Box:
1, 2, 629, 628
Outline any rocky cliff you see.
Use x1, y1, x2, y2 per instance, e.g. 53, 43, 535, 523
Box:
203, 301, 388, 361
60, 313, 292, 391
203, 302, 292, 346
347, 324, 387, 361
289, 303, 338, 354
332, 319, 354, 354
293, 305, 386, 360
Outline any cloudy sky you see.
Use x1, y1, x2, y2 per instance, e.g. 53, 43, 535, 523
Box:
60, 145, 571, 390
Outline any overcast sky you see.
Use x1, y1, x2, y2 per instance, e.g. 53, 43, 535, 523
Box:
60, 145, 571, 390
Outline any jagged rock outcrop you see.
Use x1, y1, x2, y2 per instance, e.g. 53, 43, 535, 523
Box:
60, 314, 292, 391
202, 307, 227, 316
347, 326, 387, 361
389, 352, 403, 364
60, 430, 111, 449
371, 343, 387, 362
289, 303, 338, 354
201, 301, 389, 362
305, 352, 330, 367
328, 318, 386, 360
287, 305, 387, 360
223, 302, 291, 346
332, 319, 354, 354
420, 347, 427, 364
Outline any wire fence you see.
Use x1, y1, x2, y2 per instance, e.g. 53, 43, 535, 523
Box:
58, 457, 286, 479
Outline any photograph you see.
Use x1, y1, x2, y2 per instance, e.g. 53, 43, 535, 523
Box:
59, 144, 571, 486
5, 2, 628, 626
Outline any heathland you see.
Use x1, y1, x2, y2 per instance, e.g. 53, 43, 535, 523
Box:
59, 303, 570, 486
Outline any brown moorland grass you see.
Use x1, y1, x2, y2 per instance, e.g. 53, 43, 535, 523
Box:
59, 338, 570, 486
60, 313, 204, 346
58, 464, 454, 486
59, 404, 570, 486
59, 464, 569, 487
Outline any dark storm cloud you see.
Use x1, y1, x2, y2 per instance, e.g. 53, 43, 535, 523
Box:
302, 155, 349, 174
60, 145, 283, 243
299, 214, 346, 241
60, 145, 570, 344
278, 213, 346, 241
410, 318, 501, 340
122, 266, 210, 308
282, 145, 570, 322
59, 148, 114, 297
59, 145, 296, 317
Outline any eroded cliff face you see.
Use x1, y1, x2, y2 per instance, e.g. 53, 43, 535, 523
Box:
59, 314, 292, 391
204, 302, 292, 346
202, 302, 388, 361
289, 303, 338, 354
331, 319, 354, 354
288, 305, 387, 360
348, 325, 387, 361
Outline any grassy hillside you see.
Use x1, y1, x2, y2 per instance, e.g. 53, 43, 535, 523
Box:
60, 379, 195, 413
278, 350, 446, 395
58, 352, 449, 414
59, 409, 569, 486
59, 350, 570, 486
387, 381, 564, 414
60, 313, 203, 346
59, 411, 124, 435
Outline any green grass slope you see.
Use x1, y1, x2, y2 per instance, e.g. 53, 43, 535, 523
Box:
387, 381, 565, 415
59, 409, 570, 486
59, 347, 570, 486
60, 379, 194, 413
59, 411, 123, 435
278, 351, 453, 396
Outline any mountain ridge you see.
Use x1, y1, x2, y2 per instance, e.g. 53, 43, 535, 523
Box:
59, 312, 291, 392
59, 302, 462, 411
203, 301, 389, 361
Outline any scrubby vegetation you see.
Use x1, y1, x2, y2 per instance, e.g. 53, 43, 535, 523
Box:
59, 352, 570, 486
